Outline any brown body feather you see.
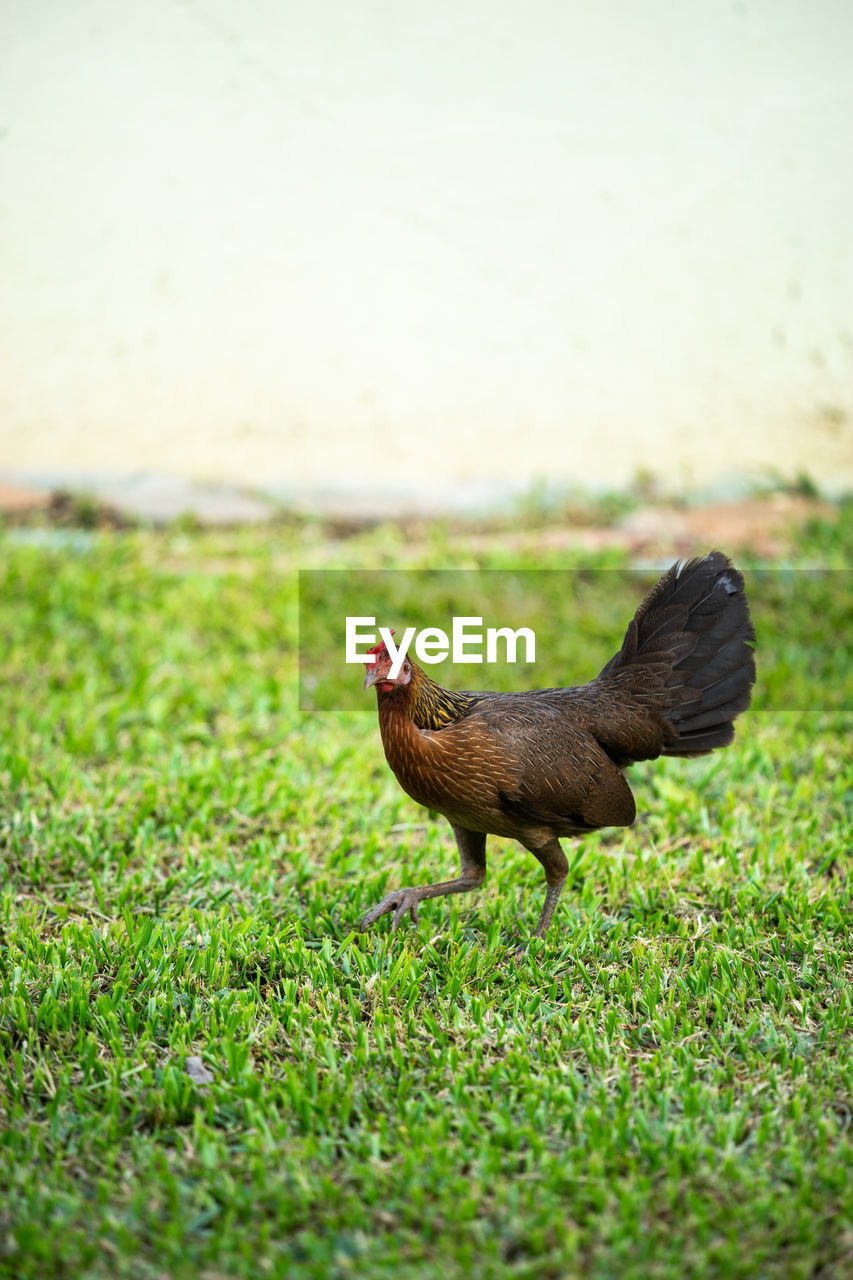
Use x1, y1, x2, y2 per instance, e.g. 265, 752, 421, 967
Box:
361, 551, 756, 940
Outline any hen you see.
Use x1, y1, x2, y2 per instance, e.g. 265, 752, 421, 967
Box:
361, 551, 756, 940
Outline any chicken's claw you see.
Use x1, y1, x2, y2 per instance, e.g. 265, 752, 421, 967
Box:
360, 887, 422, 932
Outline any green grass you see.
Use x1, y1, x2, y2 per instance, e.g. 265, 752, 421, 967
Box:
1, 508, 851, 1279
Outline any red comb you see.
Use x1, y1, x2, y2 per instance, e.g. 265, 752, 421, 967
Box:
366, 629, 395, 657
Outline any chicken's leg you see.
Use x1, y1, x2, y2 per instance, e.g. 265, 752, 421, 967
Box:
527, 838, 569, 938
360, 826, 486, 932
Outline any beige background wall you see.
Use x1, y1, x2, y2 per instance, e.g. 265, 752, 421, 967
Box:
1, 1, 852, 506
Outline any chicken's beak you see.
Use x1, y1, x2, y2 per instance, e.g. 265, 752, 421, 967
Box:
363, 663, 380, 691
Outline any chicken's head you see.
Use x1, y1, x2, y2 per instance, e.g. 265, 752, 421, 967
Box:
363, 631, 413, 693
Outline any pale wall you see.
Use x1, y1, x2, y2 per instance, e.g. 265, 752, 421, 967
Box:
1, 1, 852, 503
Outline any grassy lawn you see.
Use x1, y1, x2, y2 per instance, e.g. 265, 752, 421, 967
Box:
1, 506, 851, 1279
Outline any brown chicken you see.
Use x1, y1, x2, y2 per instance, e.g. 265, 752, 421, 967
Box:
361, 551, 755, 940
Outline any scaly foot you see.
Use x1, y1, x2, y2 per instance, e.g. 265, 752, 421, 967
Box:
360, 887, 424, 932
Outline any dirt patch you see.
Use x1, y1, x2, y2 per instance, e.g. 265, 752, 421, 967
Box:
0, 481, 50, 518
456, 495, 834, 561
616, 495, 834, 558
0, 474, 835, 563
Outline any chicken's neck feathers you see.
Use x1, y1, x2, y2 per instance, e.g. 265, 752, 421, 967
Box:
382, 663, 481, 730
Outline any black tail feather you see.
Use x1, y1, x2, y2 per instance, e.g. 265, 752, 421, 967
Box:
655, 552, 755, 756
593, 551, 756, 762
